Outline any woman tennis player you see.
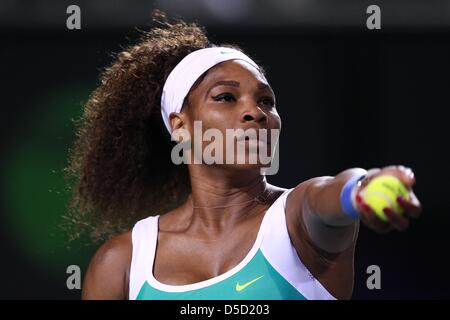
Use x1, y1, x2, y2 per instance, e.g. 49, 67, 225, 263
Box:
67, 13, 422, 300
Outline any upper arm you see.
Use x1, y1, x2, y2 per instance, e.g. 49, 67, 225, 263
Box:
285, 177, 359, 299
82, 231, 132, 300
291, 177, 360, 253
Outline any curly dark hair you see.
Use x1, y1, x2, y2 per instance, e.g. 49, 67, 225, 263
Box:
63, 11, 262, 243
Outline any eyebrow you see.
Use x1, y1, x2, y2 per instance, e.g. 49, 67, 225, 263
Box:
258, 82, 274, 95
204, 80, 274, 101
204, 80, 240, 100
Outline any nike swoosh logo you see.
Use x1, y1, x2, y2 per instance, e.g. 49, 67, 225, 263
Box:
235, 275, 264, 291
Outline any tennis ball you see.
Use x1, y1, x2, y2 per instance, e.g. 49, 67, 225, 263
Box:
360, 175, 410, 222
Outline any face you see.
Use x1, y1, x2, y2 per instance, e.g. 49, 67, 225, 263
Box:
170, 59, 281, 171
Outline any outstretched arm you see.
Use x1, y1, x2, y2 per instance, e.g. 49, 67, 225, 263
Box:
285, 165, 422, 299
289, 165, 421, 253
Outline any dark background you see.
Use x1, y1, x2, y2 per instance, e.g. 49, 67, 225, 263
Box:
1, 0, 449, 299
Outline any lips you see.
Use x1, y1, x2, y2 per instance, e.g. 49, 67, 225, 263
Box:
236, 132, 269, 144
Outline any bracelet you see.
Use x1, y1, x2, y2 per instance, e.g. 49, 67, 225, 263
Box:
340, 174, 366, 220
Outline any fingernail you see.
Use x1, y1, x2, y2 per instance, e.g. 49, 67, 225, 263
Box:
383, 207, 394, 216
356, 193, 362, 203
361, 203, 372, 213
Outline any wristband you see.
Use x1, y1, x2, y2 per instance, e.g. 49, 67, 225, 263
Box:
340, 174, 366, 219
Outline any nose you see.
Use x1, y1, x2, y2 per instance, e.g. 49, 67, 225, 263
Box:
240, 104, 267, 125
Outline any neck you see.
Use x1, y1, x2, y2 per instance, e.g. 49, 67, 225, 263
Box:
185, 165, 269, 238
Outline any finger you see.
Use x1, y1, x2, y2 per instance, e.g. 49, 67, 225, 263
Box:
380, 165, 416, 188
383, 207, 409, 231
397, 193, 422, 219
356, 194, 392, 233
397, 165, 416, 187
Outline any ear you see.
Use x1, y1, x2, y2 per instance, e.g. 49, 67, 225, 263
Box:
169, 112, 185, 131
168, 112, 189, 143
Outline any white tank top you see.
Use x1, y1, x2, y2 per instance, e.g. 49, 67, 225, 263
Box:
129, 188, 336, 300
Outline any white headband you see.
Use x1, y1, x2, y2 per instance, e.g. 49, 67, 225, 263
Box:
160, 47, 260, 133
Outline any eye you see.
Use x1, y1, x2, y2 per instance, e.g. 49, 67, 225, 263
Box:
259, 96, 275, 108
212, 93, 236, 103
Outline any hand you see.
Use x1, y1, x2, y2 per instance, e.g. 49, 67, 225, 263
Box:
355, 165, 422, 233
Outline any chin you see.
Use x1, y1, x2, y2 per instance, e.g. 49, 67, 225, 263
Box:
220, 162, 269, 173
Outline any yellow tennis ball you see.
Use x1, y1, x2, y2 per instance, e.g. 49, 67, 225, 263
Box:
361, 175, 410, 222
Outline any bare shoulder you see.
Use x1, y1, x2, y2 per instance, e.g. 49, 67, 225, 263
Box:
82, 231, 132, 300
287, 177, 329, 204
284, 177, 332, 227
